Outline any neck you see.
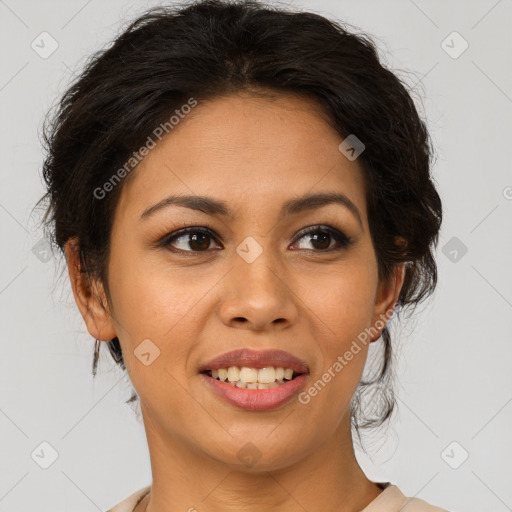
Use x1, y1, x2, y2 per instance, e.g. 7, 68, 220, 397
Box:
138, 403, 383, 512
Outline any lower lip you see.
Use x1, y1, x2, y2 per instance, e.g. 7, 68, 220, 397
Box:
200, 373, 308, 411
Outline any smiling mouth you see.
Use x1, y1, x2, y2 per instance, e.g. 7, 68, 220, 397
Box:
201, 366, 304, 390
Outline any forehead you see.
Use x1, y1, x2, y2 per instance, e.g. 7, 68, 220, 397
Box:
115, 91, 368, 224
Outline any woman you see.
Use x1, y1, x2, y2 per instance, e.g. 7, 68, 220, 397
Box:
37, 1, 447, 510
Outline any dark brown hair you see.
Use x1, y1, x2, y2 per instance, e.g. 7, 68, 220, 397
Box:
36, 0, 442, 443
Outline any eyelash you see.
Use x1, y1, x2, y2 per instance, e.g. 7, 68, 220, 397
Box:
157, 222, 353, 255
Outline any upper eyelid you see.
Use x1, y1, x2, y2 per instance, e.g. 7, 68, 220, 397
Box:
164, 224, 349, 247
294, 224, 347, 237
168, 223, 345, 237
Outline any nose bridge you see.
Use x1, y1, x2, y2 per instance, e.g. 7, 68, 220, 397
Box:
238, 241, 281, 295
219, 235, 298, 329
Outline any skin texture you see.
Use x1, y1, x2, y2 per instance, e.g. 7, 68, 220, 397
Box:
65, 91, 405, 512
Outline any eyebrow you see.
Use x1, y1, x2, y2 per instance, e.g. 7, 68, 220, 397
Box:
140, 192, 363, 229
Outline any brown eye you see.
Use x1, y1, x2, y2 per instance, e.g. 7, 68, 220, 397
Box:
306, 231, 330, 250
293, 226, 352, 252
162, 228, 221, 252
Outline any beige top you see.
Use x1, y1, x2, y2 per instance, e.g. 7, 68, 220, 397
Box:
106, 482, 449, 512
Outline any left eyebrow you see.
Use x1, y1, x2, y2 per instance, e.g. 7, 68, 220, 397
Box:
140, 192, 363, 229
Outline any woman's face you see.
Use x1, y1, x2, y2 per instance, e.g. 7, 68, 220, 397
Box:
73, 91, 403, 471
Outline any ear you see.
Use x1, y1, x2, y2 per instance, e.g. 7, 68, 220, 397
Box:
64, 237, 117, 342
370, 261, 406, 342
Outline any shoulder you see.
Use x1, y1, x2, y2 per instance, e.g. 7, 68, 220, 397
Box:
105, 485, 151, 512
362, 484, 450, 512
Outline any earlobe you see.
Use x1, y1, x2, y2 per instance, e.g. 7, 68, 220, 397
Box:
64, 238, 117, 341
370, 262, 406, 342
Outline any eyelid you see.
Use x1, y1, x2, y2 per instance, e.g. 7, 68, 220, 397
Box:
158, 222, 352, 254
293, 223, 348, 241
156, 223, 219, 248
291, 224, 352, 250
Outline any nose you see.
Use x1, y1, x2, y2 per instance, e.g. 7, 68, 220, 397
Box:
217, 245, 299, 332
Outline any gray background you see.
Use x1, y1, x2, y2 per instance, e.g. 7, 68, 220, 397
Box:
0, 0, 511, 511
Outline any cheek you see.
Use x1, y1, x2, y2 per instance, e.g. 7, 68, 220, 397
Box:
108, 249, 200, 336
106, 259, 210, 382
304, 259, 377, 391
308, 260, 377, 334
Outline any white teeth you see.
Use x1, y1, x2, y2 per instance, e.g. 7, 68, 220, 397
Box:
283, 368, 293, 380
227, 366, 240, 382
258, 367, 276, 383
257, 382, 280, 389
240, 367, 258, 383
206, 365, 299, 387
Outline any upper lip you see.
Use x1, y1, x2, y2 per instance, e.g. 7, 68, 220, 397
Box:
199, 348, 309, 374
